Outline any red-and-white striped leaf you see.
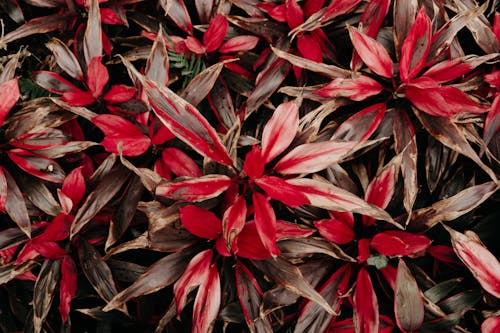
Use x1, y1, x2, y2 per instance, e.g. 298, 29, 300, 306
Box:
62, 166, 86, 210
93, 114, 150, 156
261, 101, 299, 164
32, 71, 79, 95
222, 195, 247, 251
219, 35, 259, 54
46, 38, 83, 81
274, 140, 356, 174
102, 85, 136, 103
395, 259, 424, 332
315, 76, 383, 101
8, 148, 65, 183
333, 103, 386, 141
255, 176, 310, 207
252, 192, 280, 257
445, 226, 500, 298
156, 175, 232, 202
399, 7, 432, 83
0, 78, 19, 127
173, 249, 212, 314
315, 218, 354, 244
362, 162, 397, 226
59, 256, 77, 323
203, 14, 228, 52
180, 205, 222, 240
276, 220, 314, 239
161, 148, 202, 178
348, 26, 393, 78
371, 231, 430, 257
354, 268, 379, 333
193, 263, 220, 333
166, 0, 193, 34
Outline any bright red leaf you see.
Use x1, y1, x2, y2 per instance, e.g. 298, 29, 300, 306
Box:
354, 268, 379, 333
156, 175, 232, 202
59, 256, 77, 323
203, 14, 228, 52
371, 231, 431, 257
0, 78, 20, 127
180, 205, 222, 240
349, 26, 393, 78
252, 192, 280, 257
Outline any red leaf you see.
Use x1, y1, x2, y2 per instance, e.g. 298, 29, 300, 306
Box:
315, 76, 383, 101
203, 14, 228, 52
395, 259, 424, 332
297, 33, 323, 63
371, 231, 430, 257
0, 78, 20, 127
193, 263, 220, 333
32, 240, 67, 259
495, 12, 500, 42
93, 114, 151, 156
7, 149, 65, 183
427, 245, 458, 264
166, 0, 193, 34
315, 218, 354, 244
276, 220, 314, 239
348, 27, 393, 78
321, 0, 362, 23
173, 249, 212, 314
446, 226, 500, 298
41, 213, 73, 242
156, 175, 232, 202
354, 268, 379, 333
285, 0, 304, 29
304, 0, 325, 17
61, 89, 95, 106
0, 167, 7, 212
87, 56, 108, 98
62, 166, 86, 209
485, 95, 500, 145
161, 148, 202, 178
59, 256, 77, 323
481, 316, 500, 333
252, 192, 280, 257
102, 85, 136, 103
255, 176, 310, 207
219, 35, 259, 54
357, 238, 371, 263
243, 145, 265, 179
222, 195, 247, 252
234, 222, 273, 260
362, 163, 396, 226
180, 205, 221, 240
274, 140, 356, 174
184, 37, 206, 55
333, 103, 386, 141
399, 7, 432, 82
100, 7, 123, 25
261, 101, 299, 164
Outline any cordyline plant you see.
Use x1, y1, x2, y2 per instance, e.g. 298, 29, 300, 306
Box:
0, 0, 499, 332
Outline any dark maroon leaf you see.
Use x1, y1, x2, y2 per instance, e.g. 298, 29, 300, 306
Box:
33, 259, 61, 333
395, 259, 424, 332
3, 169, 30, 237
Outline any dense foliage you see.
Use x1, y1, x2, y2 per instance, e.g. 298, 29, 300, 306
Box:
0, 0, 499, 332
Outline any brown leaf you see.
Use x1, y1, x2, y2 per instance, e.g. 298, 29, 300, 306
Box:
180, 61, 230, 106
70, 167, 130, 239
16, 176, 61, 216
102, 248, 194, 312
395, 259, 424, 332
0, 52, 20, 83
3, 169, 30, 237
393, 0, 418, 57
406, 181, 498, 232
208, 77, 236, 130
78, 239, 128, 314
278, 237, 355, 262
33, 259, 61, 333
83, 0, 103, 65
0, 261, 37, 284
46, 38, 83, 81
0, 14, 68, 47
252, 256, 335, 315
146, 28, 169, 86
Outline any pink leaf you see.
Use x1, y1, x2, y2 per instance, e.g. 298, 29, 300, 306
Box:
354, 268, 379, 333
252, 192, 280, 257
87, 56, 109, 98
315, 218, 354, 244
180, 205, 222, 240
219, 35, 259, 54
297, 33, 323, 63
481, 316, 500, 333
494, 12, 500, 42
274, 140, 356, 174
255, 176, 310, 207
161, 148, 202, 178
446, 226, 500, 298
371, 231, 430, 257
285, 0, 304, 29
203, 14, 228, 52
62, 166, 86, 209
0, 78, 20, 127
173, 249, 212, 314
193, 264, 220, 333
156, 175, 232, 202
222, 195, 247, 252
314, 76, 383, 101
59, 256, 77, 323
102, 85, 136, 103
348, 26, 393, 78
362, 163, 396, 226
93, 114, 150, 156
7, 149, 65, 183
243, 145, 265, 179
261, 101, 299, 164
185, 37, 206, 55
399, 7, 432, 82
